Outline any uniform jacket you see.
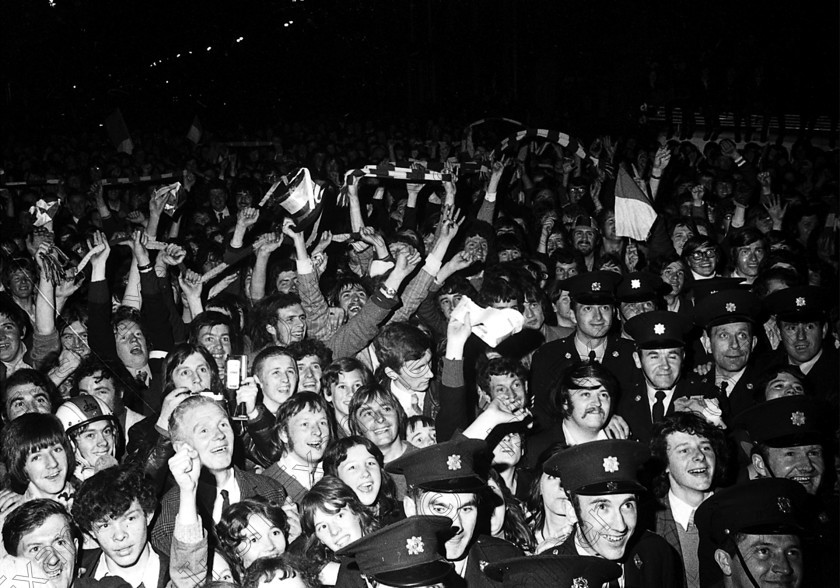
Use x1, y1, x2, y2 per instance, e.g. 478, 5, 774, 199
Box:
549, 529, 682, 588
530, 333, 639, 425
617, 378, 717, 447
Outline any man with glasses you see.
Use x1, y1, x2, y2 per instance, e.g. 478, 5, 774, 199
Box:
682, 237, 720, 282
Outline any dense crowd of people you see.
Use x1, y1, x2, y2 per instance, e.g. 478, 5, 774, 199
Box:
0, 117, 836, 588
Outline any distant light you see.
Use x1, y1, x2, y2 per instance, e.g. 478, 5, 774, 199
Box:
99, 124, 104, 127
207, 46, 212, 51
289, 20, 293, 24
188, 50, 192, 54
236, 36, 244, 42
72, 85, 77, 89
176, 53, 181, 58
165, 80, 169, 84
284, 22, 289, 27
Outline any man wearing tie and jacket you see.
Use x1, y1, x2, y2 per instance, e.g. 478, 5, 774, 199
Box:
618, 310, 717, 446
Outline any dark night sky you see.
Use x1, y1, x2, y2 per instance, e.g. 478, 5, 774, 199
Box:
3, 0, 838, 133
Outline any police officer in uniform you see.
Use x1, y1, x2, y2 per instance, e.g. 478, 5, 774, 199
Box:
733, 395, 838, 586
386, 437, 522, 587
618, 310, 719, 446
530, 271, 639, 460
692, 289, 764, 423
694, 478, 810, 588
337, 515, 462, 588
542, 439, 682, 587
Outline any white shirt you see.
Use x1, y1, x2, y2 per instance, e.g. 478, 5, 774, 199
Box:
391, 380, 424, 416
94, 543, 160, 588
646, 384, 676, 415
215, 207, 230, 221
791, 348, 822, 375
562, 420, 609, 446
212, 472, 242, 523
714, 366, 746, 394
574, 535, 625, 587
276, 453, 323, 493
668, 489, 712, 531
574, 335, 607, 363
130, 365, 152, 386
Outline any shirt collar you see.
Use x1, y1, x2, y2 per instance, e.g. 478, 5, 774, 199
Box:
714, 366, 747, 391
791, 348, 822, 375
574, 334, 607, 361
561, 420, 609, 446
390, 380, 424, 415
95, 543, 159, 588
668, 489, 712, 531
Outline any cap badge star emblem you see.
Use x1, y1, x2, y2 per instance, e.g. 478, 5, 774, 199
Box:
777, 497, 792, 514
406, 536, 424, 555
791, 411, 806, 426
631, 279, 641, 289
726, 302, 737, 312
654, 323, 665, 335
447, 454, 462, 470
603, 456, 620, 472
591, 282, 601, 291
795, 297, 806, 307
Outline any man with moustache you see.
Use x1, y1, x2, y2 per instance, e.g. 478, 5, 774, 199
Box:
618, 310, 719, 446
525, 361, 620, 468
692, 289, 763, 422
650, 412, 729, 588
570, 215, 601, 271
387, 437, 522, 587
542, 439, 682, 587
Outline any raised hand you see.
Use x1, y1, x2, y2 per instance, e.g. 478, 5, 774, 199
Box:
127, 210, 148, 227
160, 243, 187, 266
88, 231, 111, 274
168, 444, 200, 491
254, 232, 284, 256
236, 378, 260, 417
236, 207, 260, 229
130, 228, 150, 264
178, 269, 204, 300
653, 145, 671, 173
762, 194, 788, 225
149, 188, 169, 218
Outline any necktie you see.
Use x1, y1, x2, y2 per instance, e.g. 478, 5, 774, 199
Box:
135, 370, 148, 387
652, 390, 666, 423
608, 579, 620, 588
588, 349, 597, 362
411, 393, 422, 416
220, 489, 230, 513
719, 380, 729, 398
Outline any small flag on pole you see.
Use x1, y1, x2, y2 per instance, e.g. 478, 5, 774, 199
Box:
615, 164, 658, 241
105, 109, 134, 155
187, 115, 203, 144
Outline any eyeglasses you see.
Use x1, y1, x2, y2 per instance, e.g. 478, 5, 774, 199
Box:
689, 249, 717, 261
